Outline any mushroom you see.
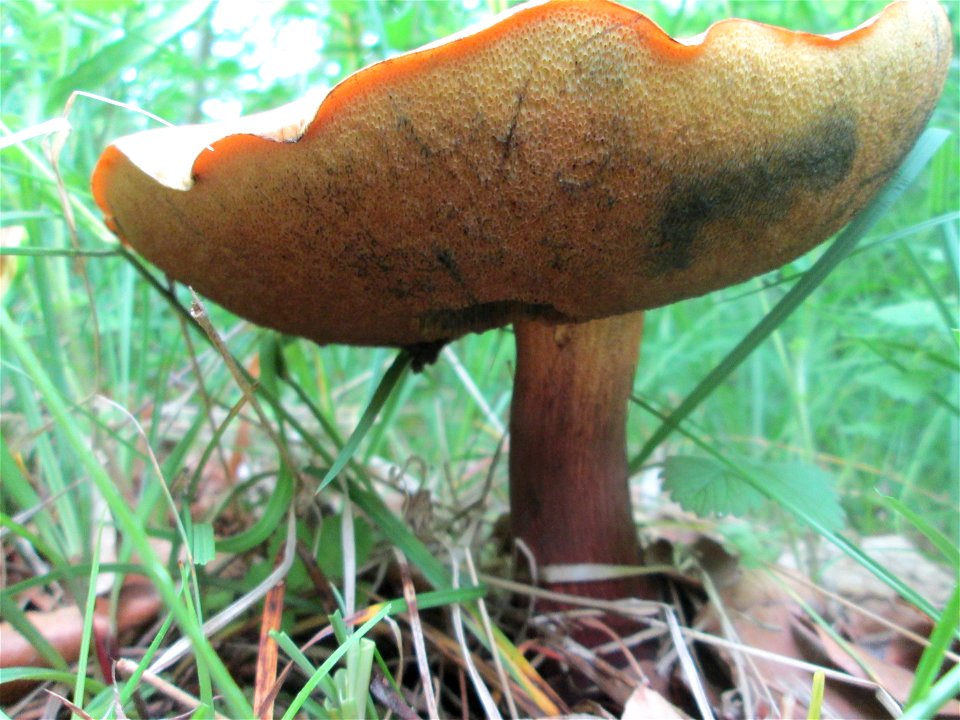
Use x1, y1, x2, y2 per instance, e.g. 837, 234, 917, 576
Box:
92, 0, 950, 602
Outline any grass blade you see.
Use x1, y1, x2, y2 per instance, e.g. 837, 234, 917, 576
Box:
316, 351, 412, 492
281, 603, 394, 720
906, 582, 960, 707
0, 306, 252, 718
902, 663, 960, 720
879, 493, 959, 567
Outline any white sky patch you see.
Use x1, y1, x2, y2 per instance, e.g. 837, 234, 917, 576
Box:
324, 60, 342, 78
201, 96, 243, 121
259, 19, 322, 83
121, 67, 137, 83
659, 0, 696, 14
181, 28, 199, 52
360, 30, 379, 48
211, 0, 282, 34
211, 38, 245, 59
462, 0, 480, 10
211, 1, 279, 71
237, 74, 260, 92
208, 2, 323, 83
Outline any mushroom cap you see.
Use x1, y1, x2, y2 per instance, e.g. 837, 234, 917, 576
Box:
92, 0, 950, 347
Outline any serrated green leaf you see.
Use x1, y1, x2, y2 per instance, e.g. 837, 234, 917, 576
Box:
663, 456, 845, 533
663, 455, 765, 518
761, 461, 845, 532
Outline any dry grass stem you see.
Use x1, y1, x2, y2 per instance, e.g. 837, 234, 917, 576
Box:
463, 549, 518, 719
449, 555, 502, 720
115, 658, 229, 720
394, 548, 439, 718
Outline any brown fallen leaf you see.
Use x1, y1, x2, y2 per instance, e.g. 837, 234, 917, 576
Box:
834, 596, 935, 671
698, 568, 880, 719
794, 616, 960, 719
0, 576, 161, 704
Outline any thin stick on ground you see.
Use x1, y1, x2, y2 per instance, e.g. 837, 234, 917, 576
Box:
115, 658, 229, 720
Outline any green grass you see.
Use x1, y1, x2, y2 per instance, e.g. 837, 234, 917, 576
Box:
1, 0, 957, 717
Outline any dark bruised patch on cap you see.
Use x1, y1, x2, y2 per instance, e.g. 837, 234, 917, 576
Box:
419, 300, 569, 337
657, 113, 858, 270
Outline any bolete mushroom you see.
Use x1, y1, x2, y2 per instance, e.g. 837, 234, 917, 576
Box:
92, 0, 950, 602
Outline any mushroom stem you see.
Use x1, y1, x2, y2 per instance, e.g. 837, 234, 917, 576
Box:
510, 310, 650, 600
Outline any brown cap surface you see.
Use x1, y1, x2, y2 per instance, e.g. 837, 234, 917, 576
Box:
92, 0, 950, 347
